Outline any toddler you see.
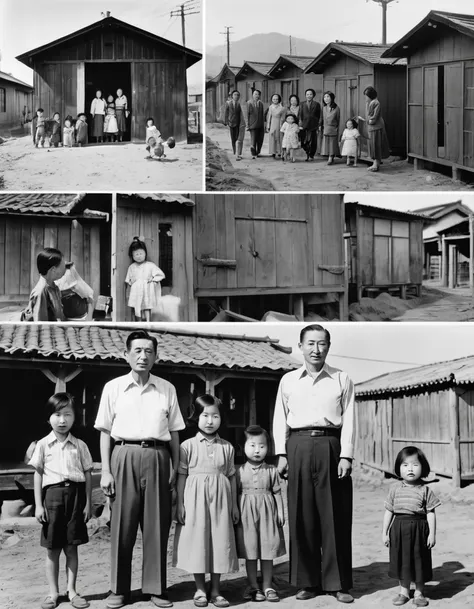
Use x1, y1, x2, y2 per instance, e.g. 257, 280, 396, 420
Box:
280, 113, 300, 163
340, 118, 360, 166
50, 112, 61, 147
75, 114, 88, 147
35, 108, 46, 147
63, 117, 75, 148
125, 236, 165, 321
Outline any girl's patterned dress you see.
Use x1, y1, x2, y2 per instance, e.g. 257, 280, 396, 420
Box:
104, 103, 119, 135
125, 261, 165, 317
281, 122, 300, 150
63, 126, 75, 147
341, 128, 360, 157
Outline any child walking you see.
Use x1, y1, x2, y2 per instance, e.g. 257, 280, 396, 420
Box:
382, 446, 441, 607
25, 247, 66, 322
173, 395, 239, 608
125, 236, 165, 321
29, 393, 93, 609
235, 425, 285, 602
280, 113, 300, 163
340, 118, 360, 167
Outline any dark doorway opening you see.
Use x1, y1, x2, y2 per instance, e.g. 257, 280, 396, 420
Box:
85, 62, 132, 141
437, 65, 445, 152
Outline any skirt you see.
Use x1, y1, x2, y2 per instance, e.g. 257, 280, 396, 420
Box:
104, 114, 118, 134
92, 114, 104, 137
388, 514, 432, 583
341, 139, 358, 157
41, 482, 88, 549
368, 127, 390, 160
322, 134, 340, 156
116, 108, 127, 132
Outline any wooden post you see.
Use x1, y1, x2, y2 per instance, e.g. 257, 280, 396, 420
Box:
111, 193, 117, 322
470, 215, 474, 297
41, 366, 82, 392
448, 244, 456, 289
293, 295, 304, 320
441, 236, 448, 287
249, 380, 257, 425
449, 388, 461, 488
77, 63, 85, 115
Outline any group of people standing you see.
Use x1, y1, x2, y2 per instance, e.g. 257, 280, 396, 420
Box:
90, 88, 129, 143
223, 86, 390, 171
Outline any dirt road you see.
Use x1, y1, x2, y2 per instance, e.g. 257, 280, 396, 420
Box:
0, 137, 203, 191
206, 124, 474, 192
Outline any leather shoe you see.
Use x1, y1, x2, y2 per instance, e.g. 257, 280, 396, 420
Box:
296, 588, 319, 600
151, 595, 173, 608
106, 593, 128, 609
335, 591, 354, 604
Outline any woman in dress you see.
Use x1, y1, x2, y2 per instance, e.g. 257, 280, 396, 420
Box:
115, 88, 128, 142
266, 93, 286, 158
364, 86, 390, 172
320, 91, 341, 165
90, 90, 106, 143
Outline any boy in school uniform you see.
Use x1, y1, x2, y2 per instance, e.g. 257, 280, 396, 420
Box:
25, 247, 66, 322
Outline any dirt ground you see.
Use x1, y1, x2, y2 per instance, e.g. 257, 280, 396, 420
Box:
1, 470, 474, 609
206, 124, 474, 192
0, 136, 203, 191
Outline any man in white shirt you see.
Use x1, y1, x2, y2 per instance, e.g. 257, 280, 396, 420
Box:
273, 325, 355, 604
95, 330, 185, 609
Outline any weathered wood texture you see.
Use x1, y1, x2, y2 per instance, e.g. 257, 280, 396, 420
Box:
236, 67, 272, 104
0, 81, 33, 131
194, 194, 344, 293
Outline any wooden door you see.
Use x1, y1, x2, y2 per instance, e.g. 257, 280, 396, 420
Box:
358, 74, 373, 159
423, 67, 438, 159
445, 62, 463, 164
464, 60, 474, 168
335, 79, 349, 127
281, 81, 293, 104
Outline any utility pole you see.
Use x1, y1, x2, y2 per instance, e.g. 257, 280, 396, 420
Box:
220, 26, 233, 65
171, 1, 200, 47
289, 35, 292, 55
368, 0, 398, 44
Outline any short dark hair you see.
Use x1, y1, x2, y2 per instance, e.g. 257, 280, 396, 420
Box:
323, 91, 337, 108
305, 88, 316, 97
285, 112, 297, 121
289, 94, 300, 105
394, 446, 431, 479
244, 424, 270, 445
146, 117, 155, 124
271, 93, 282, 103
252, 89, 261, 95
346, 117, 358, 129
231, 89, 240, 96
37, 108, 44, 113
128, 236, 148, 259
299, 324, 331, 345
125, 330, 158, 354
364, 86, 377, 100
188, 394, 222, 424
77, 112, 86, 119
46, 392, 75, 417
37, 248, 63, 276
53, 111, 60, 118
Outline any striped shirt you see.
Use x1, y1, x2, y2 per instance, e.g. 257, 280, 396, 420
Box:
29, 431, 93, 487
384, 481, 441, 515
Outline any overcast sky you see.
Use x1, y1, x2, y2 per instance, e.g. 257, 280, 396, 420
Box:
344, 193, 474, 213
206, 0, 474, 49
153, 322, 474, 385
0, 0, 202, 87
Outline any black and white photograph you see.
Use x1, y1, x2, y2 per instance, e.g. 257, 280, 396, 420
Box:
0, 0, 203, 191
206, 0, 474, 191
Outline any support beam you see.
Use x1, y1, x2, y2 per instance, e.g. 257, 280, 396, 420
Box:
249, 380, 257, 425
470, 215, 474, 296
449, 388, 461, 488
41, 366, 83, 392
448, 244, 456, 289
441, 236, 448, 287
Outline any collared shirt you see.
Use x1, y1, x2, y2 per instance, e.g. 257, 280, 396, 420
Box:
236, 461, 281, 496
90, 97, 107, 115
384, 481, 441, 515
178, 432, 235, 477
94, 371, 185, 441
115, 95, 128, 110
273, 362, 355, 458
29, 431, 93, 487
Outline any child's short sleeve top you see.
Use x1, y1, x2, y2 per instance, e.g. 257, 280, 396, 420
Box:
384, 481, 441, 514
178, 432, 235, 478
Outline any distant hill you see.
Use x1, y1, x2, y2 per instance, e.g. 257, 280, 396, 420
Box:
206, 32, 325, 78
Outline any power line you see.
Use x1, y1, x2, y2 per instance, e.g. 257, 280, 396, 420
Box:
170, 2, 200, 47
220, 26, 233, 65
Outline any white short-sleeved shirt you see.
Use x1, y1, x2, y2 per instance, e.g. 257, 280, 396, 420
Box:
29, 431, 93, 487
94, 371, 185, 441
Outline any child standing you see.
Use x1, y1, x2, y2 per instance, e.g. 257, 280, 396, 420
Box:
340, 119, 361, 167
50, 112, 61, 148
25, 248, 66, 322
29, 393, 93, 609
75, 114, 88, 147
103, 95, 118, 143
235, 425, 285, 602
382, 446, 441, 607
280, 113, 300, 163
35, 108, 46, 147
63, 117, 75, 148
125, 237, 165, 321
173, 395, 239, 608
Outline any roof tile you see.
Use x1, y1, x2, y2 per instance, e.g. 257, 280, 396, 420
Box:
0, 193, 86, 215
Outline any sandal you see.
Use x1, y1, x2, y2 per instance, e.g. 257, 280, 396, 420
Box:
41, 597, 59, 609
193, 593, 208, 608
265, 588, 280, 602
69, 594, 90, 608
209, 596, 229, 608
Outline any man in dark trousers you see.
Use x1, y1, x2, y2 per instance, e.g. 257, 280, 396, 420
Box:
246, 88, 265, 159
224, 89, 245, 160
95, 330, 185, 609
273, 324, 355, 604
299, 88, 321, 161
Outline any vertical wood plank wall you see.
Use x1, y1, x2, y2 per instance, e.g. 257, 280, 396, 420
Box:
0, 82, 33, 130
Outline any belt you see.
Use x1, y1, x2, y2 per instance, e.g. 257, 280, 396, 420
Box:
44, 480, 81, 490
394, 513, 427, 521
118, 439, 168, 448
292, 427, 341, 437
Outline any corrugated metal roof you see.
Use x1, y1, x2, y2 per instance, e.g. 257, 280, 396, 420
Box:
306, 42, 406, 73
120, 193, 195, 206
356, 355, 474, 397
0, 325, 298, 373
0, 193, 86, 215
0, 70, 33, 89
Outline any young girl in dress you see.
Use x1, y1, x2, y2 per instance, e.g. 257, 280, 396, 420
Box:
63, 117, 75, 148
266, 94, 286, 158
340, 118, 361, 167
235, 425, 285, 603
125, 237, 165, 321
382, 446, 441, 607
173, 395, 239, 608
280, 113, 300, 163
103, 95, 118, 143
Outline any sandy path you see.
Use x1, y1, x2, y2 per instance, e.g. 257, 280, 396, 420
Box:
206, 124, 474, 192
0, 137, 203, 191
2, 474, 473, 608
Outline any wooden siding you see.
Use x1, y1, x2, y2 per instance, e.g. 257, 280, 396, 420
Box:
458, 388, 474, 477
0, 81, 33, 131
409, 28, 474, 66
323, 55, 373, 78
34, 63, 78, 124
194, 194, 344, 294
236, 68, 272, 104
0, 215, 101, 304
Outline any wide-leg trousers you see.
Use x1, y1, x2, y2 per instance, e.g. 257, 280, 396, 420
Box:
110, 444, 170, 596
287, 433, 353, 591
249, 127, 265, 156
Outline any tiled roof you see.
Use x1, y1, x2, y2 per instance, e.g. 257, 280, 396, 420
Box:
119, 193, 195, 206
382, 11, 474, 58
0, 70, 33, 89
236, 61, 275, 79
0, 325, 298, 373
356, 355, 474, 397
0, 193, 86, 215
268, 55, 316, 76
306, 42, 406, 73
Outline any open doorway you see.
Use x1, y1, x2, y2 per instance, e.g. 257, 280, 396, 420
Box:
85, 62, 132, 141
